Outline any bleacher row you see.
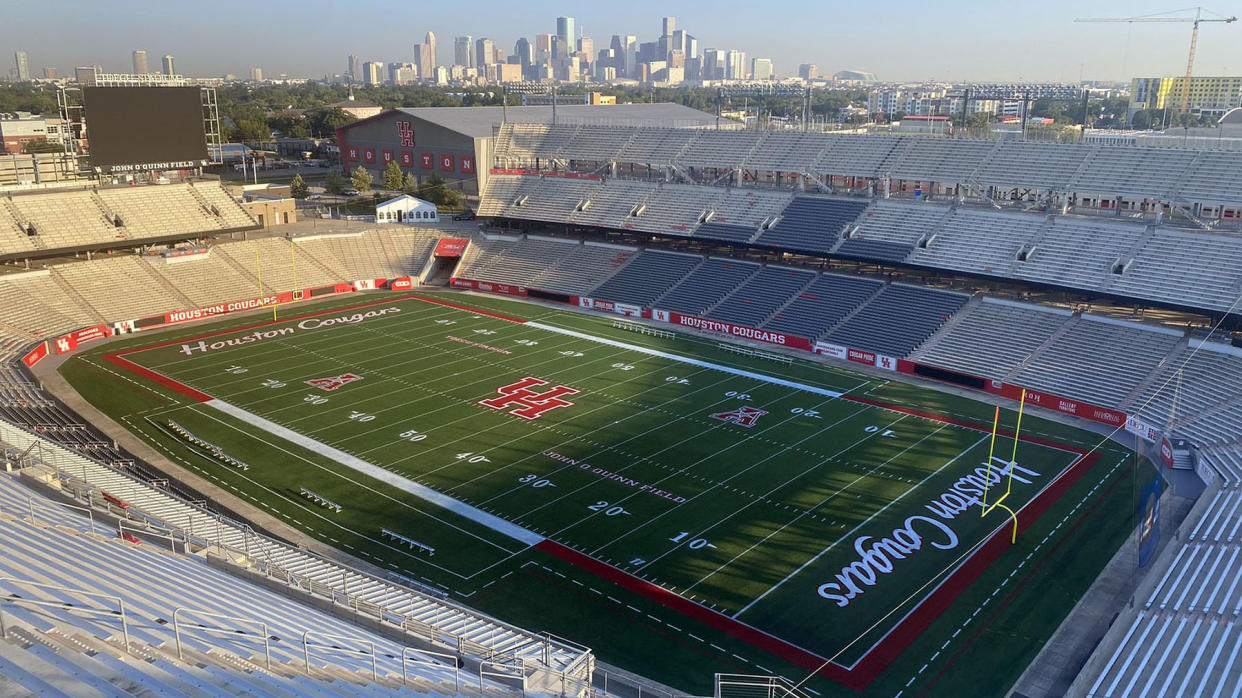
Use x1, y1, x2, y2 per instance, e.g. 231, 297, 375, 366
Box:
0, 182, 257, 256
491, 123, 1242, 205
0, 422, 590, 696
482, 174, 1242, 315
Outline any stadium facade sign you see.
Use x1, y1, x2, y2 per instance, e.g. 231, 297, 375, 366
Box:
22, 341, 49, 368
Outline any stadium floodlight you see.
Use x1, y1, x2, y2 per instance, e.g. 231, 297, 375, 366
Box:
716, 83, 813, 131
501, 82, 559, 124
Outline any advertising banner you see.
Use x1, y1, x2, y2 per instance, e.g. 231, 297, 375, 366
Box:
55, 325, 113, 354
1137, 476, 1161, 568
813, 342, 848, 360
22, 342, 49, 368
450, 278, 528, 297
433, 238, 470, 258
390, 277, 414, 290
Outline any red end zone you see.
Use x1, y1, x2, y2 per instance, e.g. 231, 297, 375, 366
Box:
97, 292, 1105, 691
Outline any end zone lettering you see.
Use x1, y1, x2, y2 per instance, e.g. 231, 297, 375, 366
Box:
178, 307, 402, 356
180, 328, 294, 356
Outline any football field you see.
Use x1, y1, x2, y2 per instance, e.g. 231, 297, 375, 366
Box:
64, 291, 1138, 695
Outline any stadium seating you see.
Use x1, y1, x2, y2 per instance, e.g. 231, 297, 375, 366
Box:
888, 138, 999, 184
821, 284, 970, 357
754, 196, 870, 253
975, 141, 1093, 191
761, 273, 883, 340
53, 256, 190, 320
6, 190, 123, 250
529, 242, 637, 295
456, 235, 578, 286
851, 200, 947, 246
706, 188, 794, 230
908, 209, 1045, 276
814, 135, 904, 176
616, 127, 701, 164
1014, 218, 1146, 289
743, 131, 830, 172
652, 257, 760, 316
1108, 229, 1242, 313
911, 299, 1071, 379
707, 266, 816, 328
589, 250, 704, 306
1012, 316, 1182, 408
678, 130, 765, 170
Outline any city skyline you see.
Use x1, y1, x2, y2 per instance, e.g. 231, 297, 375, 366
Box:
2, 0, 1240, 83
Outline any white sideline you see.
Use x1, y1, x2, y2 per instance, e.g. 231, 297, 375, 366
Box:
525, 322, 844, 398
205, 399, 546, 546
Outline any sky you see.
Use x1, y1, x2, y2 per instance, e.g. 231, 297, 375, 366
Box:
4, 0, 1241, 83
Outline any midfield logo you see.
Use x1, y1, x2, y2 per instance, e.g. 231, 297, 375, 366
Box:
710, 406, 768, 428
306, 373, 363, 391
479, 376, 580, 420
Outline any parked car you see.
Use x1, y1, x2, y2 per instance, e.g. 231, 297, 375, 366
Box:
342, 188, 360, 196
452, 210, 476, 221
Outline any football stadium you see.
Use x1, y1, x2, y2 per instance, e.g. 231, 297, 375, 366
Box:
1, 80, 1241, 698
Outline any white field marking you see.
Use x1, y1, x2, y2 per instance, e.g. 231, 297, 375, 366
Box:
526, 322, 843, 399
630, 408, 908, 575
583, 397, 876, 557
163, 311, 575, 416
465, 368, 738, 505
205, 398, 545, 546
685, 428, 984, 597
732, 431, 987, 617
127, 410, 470, 580
141, 300, 458, 371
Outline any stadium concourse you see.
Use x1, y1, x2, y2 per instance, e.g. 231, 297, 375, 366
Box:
0, 123, 1239, 696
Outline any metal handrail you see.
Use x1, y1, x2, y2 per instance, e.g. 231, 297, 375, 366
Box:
173, 607, 271, 671
0, 576, 130, 653
402, 646, 461, 692
302, 629, 378, 682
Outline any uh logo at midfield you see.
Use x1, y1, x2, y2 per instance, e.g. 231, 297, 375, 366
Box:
479, 376, 580, 420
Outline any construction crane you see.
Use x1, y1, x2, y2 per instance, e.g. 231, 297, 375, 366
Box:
1075, 7, 1237, 115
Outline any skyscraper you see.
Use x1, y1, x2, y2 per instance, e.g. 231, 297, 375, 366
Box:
13, 51, 29, 82
415, 32, 436, 79
662, 17, 676, 38
513, 37, 534, 67
161, 54, 175, 76
74, 66, 97, 85
132, 50, 148, 75
454, 36, 473, 68
475, 38, 495, 70
556, 17, 575, 48
535, 34, 553, 64
250, 67, 263, 81
348, 55, 362, 82
725, 50, 747, 80
751, 58, 774, 80
42, 67, 56, 79
362, 61, 382, 85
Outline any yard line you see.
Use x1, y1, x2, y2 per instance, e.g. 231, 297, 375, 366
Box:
526, 322, 843, 399
205, 398, 545, 546
581, 395, 866, 555
731, 433, 990, 618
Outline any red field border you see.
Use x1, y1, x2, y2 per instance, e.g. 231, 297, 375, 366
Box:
96, 292, 1105, 691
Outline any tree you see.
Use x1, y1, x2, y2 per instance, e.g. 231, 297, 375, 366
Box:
323, 170, 345, 195
289, 173, 309, 199
350, 166, 373, 193
382, 161, 404, 190
308, 107, 357, 137
418, 172, 447, 205
20, 138, 64, 154
401, 172, 418, 195
440, 186, 461, 209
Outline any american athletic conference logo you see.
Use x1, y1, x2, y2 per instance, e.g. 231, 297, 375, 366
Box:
710, 406, 768, 428
479, 376, 579, 420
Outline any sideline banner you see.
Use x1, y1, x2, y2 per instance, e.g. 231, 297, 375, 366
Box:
450, 278, 528, 297
663, 312, 812, 351
22, 341, 49, 368
55, 325, 113, 354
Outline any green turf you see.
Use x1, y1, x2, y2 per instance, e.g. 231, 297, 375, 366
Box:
62, 290, 1148, 696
